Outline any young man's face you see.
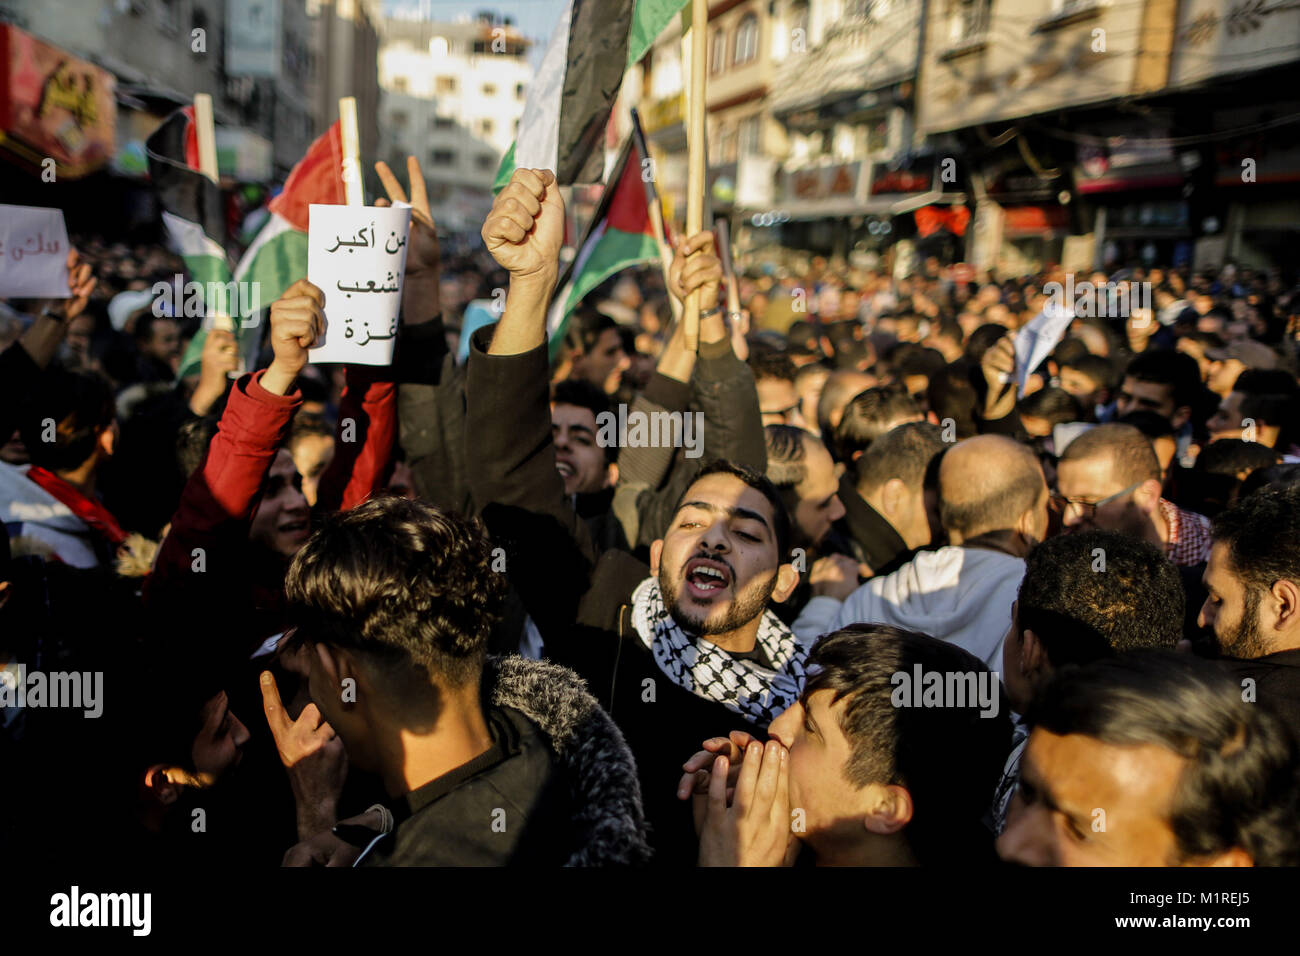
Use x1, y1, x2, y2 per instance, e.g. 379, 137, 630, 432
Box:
249, 449, 312, 559
1055, 455, 1148, 537
191, 691, 251, 780
1200, 540, 1267, 658
142, 318, 182, 369
768, 690, 871, 840
575, 328, 629, 395
1115, 376, 1179, 423
1059, 366, 1103, 410
998, 729, 1201, 866
551, 402, 610, 496
791, 441, 845, 551
1207, 391, 1248, 443
652, 473, 788, 636
757, 377, 804, 428
1207, 358, 1245, 398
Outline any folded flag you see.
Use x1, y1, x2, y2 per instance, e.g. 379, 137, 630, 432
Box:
494, 0, 688, 192
545, 132, 661, 355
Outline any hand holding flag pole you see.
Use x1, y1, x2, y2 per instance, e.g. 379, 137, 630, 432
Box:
683, 0, 708, 352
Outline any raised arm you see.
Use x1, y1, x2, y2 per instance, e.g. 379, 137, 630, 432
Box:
465, 169, 600, 640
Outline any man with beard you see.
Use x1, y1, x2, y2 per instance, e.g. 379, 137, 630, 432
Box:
468, 168, 803, 864
1200, 482, 1300, 740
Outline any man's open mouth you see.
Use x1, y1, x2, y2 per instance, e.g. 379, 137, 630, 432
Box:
683, 557, 732, 598
556, 460, 576, 479
279, 518, 310, 536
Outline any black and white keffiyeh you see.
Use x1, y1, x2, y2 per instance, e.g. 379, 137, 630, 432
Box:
629, 576, 807, 727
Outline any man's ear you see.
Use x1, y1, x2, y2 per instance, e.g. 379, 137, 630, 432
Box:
1201, 846, 1254, 867
881, 478, 908, 519
770, 563, 800, 605
649, 538, 664, 575
1134, 478, 1164, 514
97, 425, 116, 458
1270, 578, 1300, 632
1021, 628, 1049, 681
605, 461, 619, 489
144, 766, 181, 806
862, 783, 914, 836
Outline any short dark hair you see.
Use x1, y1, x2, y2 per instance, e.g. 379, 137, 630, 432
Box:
1058, 422, 1161, 486
675, 459, 792, 558
804, 624, 1012, 865
1233, 368, 1297, 397
175, 415, 220, 479
854, 421, 945, 496
926, 363, 979, 440
1195, 439, 1280, 478
833, 384, 920, 462
564, 305, 618, 356
1018, 387, 1082, 428
747, 349, 796, 385
1061, 353, 1115, 390
1211, 482, 1300, 599
20, 368, 115, 471
1025, 652, 1300, 866
1018, 530, 1183, 666
553, 378, 616, 462
1124, 349, 1202, 409
286, 497, 505, 687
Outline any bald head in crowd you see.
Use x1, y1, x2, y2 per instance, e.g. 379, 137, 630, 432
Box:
939, 435, 1049, 549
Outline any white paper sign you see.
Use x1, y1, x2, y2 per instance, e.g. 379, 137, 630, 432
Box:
0, 205, 70, 298
307, 203, 411, 365
1013, 300, 1074, 397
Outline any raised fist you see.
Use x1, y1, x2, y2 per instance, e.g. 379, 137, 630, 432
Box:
482, 168, 564, 283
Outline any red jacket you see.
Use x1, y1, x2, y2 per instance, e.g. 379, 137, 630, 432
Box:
145, 368, 396, 652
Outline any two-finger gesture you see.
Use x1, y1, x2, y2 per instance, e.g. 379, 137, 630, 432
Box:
260, 669, 338, 769
375, 155, 439, 277
482, 168, 564, 283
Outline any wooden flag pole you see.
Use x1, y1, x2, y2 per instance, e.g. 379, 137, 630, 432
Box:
683, 0, 707, 351
339, 97, 364, 206
193, 94, 219, 184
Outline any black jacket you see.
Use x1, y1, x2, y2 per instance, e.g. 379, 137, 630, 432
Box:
1216, 649, 1300, 746
359, 656, 650, 866
394, 317, 472, 514
466, 338, 767, 865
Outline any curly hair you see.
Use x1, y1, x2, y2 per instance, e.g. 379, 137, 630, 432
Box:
285, 497, 505, 686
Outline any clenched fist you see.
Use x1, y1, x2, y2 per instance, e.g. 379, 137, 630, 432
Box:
482, 168, 564, 284
262, 279, 325, 395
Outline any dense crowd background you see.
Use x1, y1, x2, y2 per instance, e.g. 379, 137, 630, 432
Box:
3, 162, 1300, 867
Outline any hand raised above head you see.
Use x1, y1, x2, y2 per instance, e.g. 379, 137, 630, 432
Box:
481, 168, 564, 284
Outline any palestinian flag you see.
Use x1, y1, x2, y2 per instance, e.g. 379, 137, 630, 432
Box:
170, 122, 346, 378
145, 107, 234, 322
545, 133, 661, 355
231, 122, 346, 330
494, 0, 688, 192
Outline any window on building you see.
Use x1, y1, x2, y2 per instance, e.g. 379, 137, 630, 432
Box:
513, 118, 520, 135
949, 0, 990, 44
790, 1, 810, 45
482, 83, 497, 96
480, 118, 495, 136
516, 82, 526, 99
430, 149, 456, 167
433, 115, 455, 130
436, 76, 457, 94
476, 153, 497, 170
738, 116, 761, 157
733, 14, 759, 65
391, 110, 408, 128
866, 116, 889, 153
721, 128, 737, 163
710, 29, 726, 73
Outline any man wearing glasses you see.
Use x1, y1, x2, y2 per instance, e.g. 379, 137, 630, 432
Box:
1054, 423, 1211, 568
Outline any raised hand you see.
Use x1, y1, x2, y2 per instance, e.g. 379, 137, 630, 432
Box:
482, 168, 564, 283
668, 231, 722, 310
261, 670, 348, 840
61, 247, 96, 321
262, 278, 324, 395
979, 332, 1018, 419
808, 553, 869, 600
375, 155, 439, 278
190, 326, 239, 415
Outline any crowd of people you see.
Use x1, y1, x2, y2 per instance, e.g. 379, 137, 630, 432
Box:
3, 158, 1299, 868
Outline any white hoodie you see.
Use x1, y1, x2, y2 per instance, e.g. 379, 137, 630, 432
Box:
794, 546, 1025, 670
0, 462, 99, 568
